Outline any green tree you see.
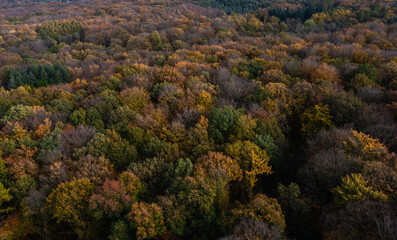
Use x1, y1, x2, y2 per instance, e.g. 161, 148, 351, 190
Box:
109, 219, 131, 240
141, 133, 165, 159
354, 64, 378, 82
254, 134, 280, 162
350, 73, 376, 91
166, 175, 217, 237
325, 91, 363, 126
254, 118, 287, 151
150, 31, 165, 51
11, 175, 37, 204
2, 104, 34, 123
70, 108, 87, 126
277, 183, 309, 212
86, 107, 104, 129
85, 131, 137, 171
208, 106, 242, 143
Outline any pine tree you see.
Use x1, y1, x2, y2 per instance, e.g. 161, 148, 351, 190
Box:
54, 70, 63, 84
44, 64, 55, 84
38, 67, 49, 87
7, 75, 17, 90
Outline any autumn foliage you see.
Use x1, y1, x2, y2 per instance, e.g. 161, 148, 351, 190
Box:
0, 0, 396, 239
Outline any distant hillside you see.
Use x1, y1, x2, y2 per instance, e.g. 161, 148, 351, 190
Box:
3, 0, 93, 4
192, 0, 396, 22
192, 0, 326, 16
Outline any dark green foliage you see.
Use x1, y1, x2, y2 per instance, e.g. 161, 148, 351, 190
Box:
208, 106, 242, 143
150, 31, 165, 51
325, 92, 363, 127
86, 107, 104, 129
254, 134, 280, 161
109, 219, 131, 240
37, 127, 62, 160
1, 63, 70, 90
167, 175, 217, 237
193, 0, 326, 20
70, 108, 87, 126
255, 118, 287, 151
86, 131, 138, 171
277, 183, 309, 213
194, 0, 269, 14
10, 175, 37, 204
141, 134, 165, 158
354, 64, 378, 83
0, 159, 12, 188
245, 87, 272, 104
129, 158, 193, 197
49, 99, 74, 114
0, 138, 16, 157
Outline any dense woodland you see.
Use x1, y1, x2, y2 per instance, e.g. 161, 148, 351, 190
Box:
0, 0, 396, 239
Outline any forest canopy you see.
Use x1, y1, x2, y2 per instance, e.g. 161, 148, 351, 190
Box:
0, 0, 396, 239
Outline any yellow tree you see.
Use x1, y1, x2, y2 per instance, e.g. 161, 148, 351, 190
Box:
225, 141, 272, 198
343, 131, 389, 162
332, 173, 388, 206
300, 104, 333, 135
232, 194, 286, 231
195, 152, 243, 213
46, 178, 94, 239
